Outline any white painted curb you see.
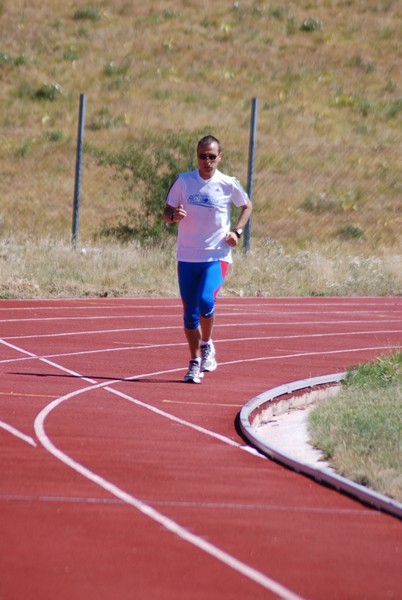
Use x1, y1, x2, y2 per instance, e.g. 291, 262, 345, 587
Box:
239, 372, 402, 520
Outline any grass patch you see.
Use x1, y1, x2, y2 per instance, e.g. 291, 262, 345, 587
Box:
308, 353, 402, 501
0, 238, 400, 299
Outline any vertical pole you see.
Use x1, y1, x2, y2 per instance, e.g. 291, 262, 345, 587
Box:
72, 93, 86, 250
244, 97, 258, 254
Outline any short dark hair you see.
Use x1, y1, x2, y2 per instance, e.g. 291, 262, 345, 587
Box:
197, 135, 221, 153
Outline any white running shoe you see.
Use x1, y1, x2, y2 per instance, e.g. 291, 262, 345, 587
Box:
183, 359, 202, 384
201, 342, 217, 372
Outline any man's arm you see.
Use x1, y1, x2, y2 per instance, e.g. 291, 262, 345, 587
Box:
225, 195, 252, 247
233, 195, 252, 231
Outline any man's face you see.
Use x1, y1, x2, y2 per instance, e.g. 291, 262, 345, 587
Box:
197, 142, 222, 180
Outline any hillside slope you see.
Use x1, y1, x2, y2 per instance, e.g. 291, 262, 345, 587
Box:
0, 0, 401, 249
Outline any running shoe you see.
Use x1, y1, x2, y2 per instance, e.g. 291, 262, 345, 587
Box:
183, 359, 202, 384
201, 341, 217, 372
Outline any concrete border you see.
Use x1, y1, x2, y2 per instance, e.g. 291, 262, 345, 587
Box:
239, 372, 402, 521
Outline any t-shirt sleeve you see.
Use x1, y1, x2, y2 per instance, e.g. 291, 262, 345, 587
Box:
165, 175, 182, 208
231, 178, 248, 207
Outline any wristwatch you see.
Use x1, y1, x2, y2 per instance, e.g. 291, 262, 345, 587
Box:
232, 228, 243, 239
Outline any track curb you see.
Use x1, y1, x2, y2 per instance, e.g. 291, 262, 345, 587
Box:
239, 372, 402, 521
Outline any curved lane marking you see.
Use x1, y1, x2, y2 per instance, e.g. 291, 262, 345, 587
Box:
3, 326, 400, 595
1, 338, 302, 598
33, 384, 304, 600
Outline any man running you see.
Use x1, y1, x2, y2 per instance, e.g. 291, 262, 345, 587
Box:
163, 135, 252, 383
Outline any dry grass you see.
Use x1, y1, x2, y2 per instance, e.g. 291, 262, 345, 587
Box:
0, 0, 401, 276
0, 237, 400, 298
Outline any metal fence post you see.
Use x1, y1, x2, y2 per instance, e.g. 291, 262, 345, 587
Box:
72, 93, 86, 250
244, 97, 258, 254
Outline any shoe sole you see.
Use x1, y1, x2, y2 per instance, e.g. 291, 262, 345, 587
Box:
201, 361, 217, 373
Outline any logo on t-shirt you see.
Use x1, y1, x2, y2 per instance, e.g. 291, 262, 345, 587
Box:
188, 193, 218, 208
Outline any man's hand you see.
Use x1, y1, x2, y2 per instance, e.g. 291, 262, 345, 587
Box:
225, 231, 239, 247
164, 203, 187, 223
173, 203, 187, 222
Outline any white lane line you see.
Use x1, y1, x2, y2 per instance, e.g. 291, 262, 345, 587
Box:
0, 300, 177, 312
0, 338, 98, 447
3, 339, 397, 454
0, 300, 400, 316
0, 303, 401, 325
2, 325, 180, 341
56, 344, 400, 453
7, 342, 399, 453
220, 344, 402, 368
2, 320, 401, 341
0, 299, 400, 313
3, 337, 301, 597
3, 325, 398, 595
1, 330, 401, 366
1, 338, 264, 460
104, 385, 246, 450
2, 338, 399, 462
0, 421, 36, 447
0, 339, 98, 383
0, 314, 176, 324
34, 390, 304, 600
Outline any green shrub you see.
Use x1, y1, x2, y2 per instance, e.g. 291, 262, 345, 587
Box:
385, 98, 402, 119
87, 106, 127, 131
0, 51, 26, 67
14, 54, 27, 66
350, 55, 375, 73
269, 5, 288, 20
0, 51, 12, 65
63, 47, 79, 62
94, 130, 205, 243
337, 224, 364, 240
103, 62, 129, 77
15, 142, 31, 157
34, 83, 62, 101
73, 5, 101, 22
44, 130, 66, 142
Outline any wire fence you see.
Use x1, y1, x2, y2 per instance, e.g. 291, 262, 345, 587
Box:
92, 94, 401, 252
1, 94, 401, 254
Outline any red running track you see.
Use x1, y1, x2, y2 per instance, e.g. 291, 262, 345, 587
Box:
0, 296, 401, 600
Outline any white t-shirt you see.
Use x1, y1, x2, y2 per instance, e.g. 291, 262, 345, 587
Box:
166, 169, 248, 263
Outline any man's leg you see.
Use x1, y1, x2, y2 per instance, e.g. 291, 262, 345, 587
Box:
183, 327, 203, 383
177, 262, 201, 359
198, 261, 228, 372
184, 325, 202, 359
200, 314, 214, 344
199, 260, 228, 342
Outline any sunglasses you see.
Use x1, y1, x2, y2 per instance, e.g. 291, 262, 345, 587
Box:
198, 153, 218, 161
